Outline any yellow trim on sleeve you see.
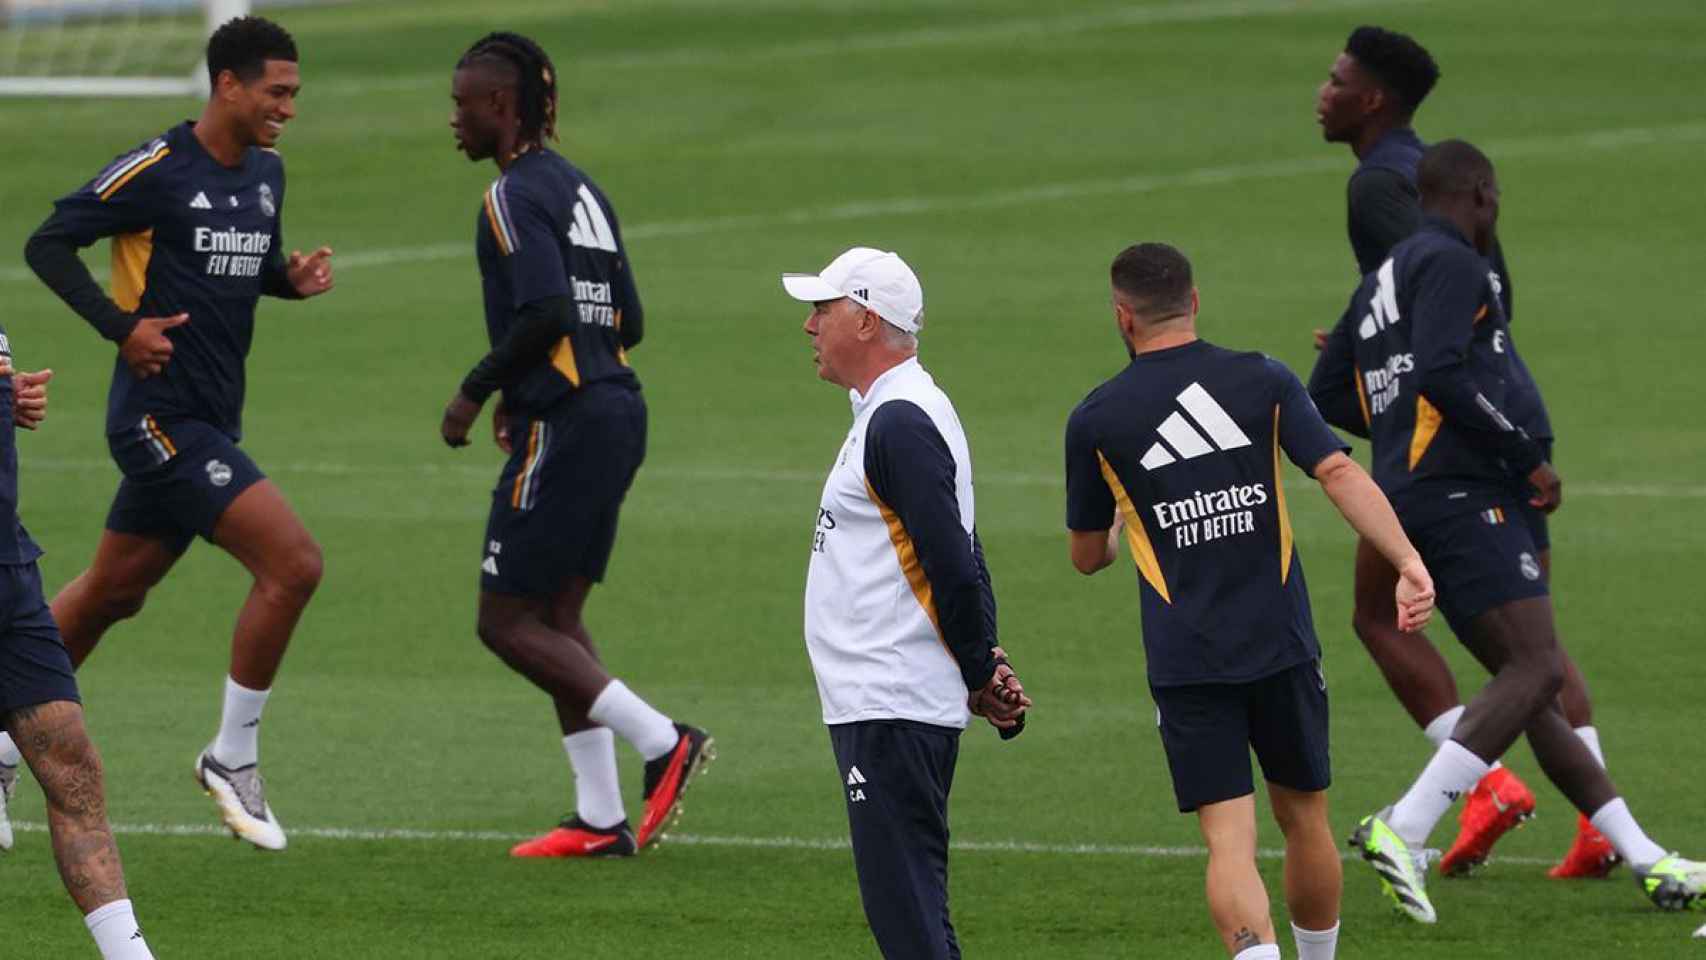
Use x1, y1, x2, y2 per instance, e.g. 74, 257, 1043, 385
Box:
98, 149, 169, 200
865, 479, 948, 644
549, 335, 581, 387
1095, 450, 1171, 604
1409, 395, 1443, 470
1272, 404, 1294, 584
110, 229, 154, 313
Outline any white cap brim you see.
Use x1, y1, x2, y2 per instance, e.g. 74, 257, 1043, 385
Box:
782, 273, 845, 303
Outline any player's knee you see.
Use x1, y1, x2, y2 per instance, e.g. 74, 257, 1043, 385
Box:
91, 579, 150, 623
263, 539, 323, 605
1350, 608, 1393, 649
475, 611, 520, 659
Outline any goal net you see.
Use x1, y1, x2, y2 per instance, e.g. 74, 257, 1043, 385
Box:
0, 0, 250, 97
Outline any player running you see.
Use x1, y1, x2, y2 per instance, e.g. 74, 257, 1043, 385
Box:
1314, 24, 1614, 878
1311, 140, 1704, 923
15, 16, 332, 852
441, 31, 710, 858
0, 323, 160, 958
1064, 242, 1434, 960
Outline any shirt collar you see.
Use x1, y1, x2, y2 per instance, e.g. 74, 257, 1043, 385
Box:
1420, 213, 1474, 249
850, 355, 922, 415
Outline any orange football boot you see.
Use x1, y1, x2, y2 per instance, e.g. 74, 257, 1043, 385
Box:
1439, 766, 1535, 876
636, 724, 715, 849
510, 816, 636, 858
1549, 813, 1622, 879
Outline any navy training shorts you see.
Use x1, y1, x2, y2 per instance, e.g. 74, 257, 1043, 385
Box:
105, 415, 265, 554
1151, 658, 1330, 813
1406, 505, 1550, 634
481, 382, 646, 596
0, 562, 80, 720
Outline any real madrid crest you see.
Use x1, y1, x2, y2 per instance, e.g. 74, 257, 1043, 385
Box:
259, 183, 276, 218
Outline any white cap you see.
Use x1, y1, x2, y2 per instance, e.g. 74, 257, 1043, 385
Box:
782, 247, 924, 333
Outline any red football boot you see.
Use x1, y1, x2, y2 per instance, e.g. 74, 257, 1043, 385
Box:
636, 724, 715, 849
1549, 813, 1622, 879
1439, 766, 1536, 876
510, 816, 636, 858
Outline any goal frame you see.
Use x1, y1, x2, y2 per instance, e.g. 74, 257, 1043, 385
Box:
0, 0, 249, 97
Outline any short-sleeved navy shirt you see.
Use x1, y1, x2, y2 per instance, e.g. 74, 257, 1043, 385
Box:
475, 149, 641, 418
1065, 340, 1348, 687
32, 121, 286, 441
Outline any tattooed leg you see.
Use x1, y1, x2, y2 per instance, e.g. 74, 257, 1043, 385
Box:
5, 700, 129, 913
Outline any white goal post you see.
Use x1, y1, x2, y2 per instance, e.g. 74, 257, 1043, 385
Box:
0, 0, 249, 97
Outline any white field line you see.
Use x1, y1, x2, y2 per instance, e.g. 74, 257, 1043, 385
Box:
17, 456, 1706, 500
11, 820, 1554, 865
322, 0, 1435, 93
5, 120, 1705, 287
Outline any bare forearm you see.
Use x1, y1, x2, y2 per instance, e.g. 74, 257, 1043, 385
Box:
1316, 455, 1421, 571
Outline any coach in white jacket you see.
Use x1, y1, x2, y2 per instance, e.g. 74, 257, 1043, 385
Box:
785, 247, 1030, 960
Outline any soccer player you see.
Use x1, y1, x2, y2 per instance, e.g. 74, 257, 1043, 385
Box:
1311, 139, 1704, 923
786, 246, 1029, 959
1065, 242, 1433, 960
1313, 24, 1614, 877
441, 31, 710, 858
15, 16, 332, 852
0, 339, 158, 959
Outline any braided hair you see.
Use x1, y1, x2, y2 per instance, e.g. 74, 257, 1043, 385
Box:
458, 31, 558, 146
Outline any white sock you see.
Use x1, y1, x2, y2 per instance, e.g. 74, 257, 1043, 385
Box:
1574, 725, 1606, 769
85, 899, 155, 960
1233, 944, 1280, 960
0, 731, 18, 767
563, 727, 625, 829
1589, 798, 1667, 868
1421, 706, 1464, 747
1389, 739, 1491, 848
1422, 706, 1500, 770
1292, 921, 1339, 960
210, 676, 270, 768
586, 680, 677, 761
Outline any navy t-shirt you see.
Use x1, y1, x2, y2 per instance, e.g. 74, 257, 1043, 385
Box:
1309, 218, 1544, 527
1064, 340, 1347, 687
31, 121, 287, 441
475, 149, 642, 418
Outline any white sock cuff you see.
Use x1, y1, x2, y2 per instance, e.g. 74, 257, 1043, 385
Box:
84, 899, 133, 929
562, 727, 615, 752
1439, 737, 1494, 776
1233, 945, 1280, 960
1574, 725, 1606, 769
1292, 921, 1339, 942
226, 675, 269, 697
1422, 705, 1465, 747
0, 731, 18, 767
1590, 797, 1669, 866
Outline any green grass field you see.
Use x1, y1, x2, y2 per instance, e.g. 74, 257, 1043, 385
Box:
3, 0, 1705, 956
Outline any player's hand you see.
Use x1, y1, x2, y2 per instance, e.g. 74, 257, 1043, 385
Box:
119, 313, 188, 379
287, 246, 334, 297
11, 368, 53, 430
969, 645, 1031, 731
1312, 328, 1328, 351
1527, 462, 1562, 514
492, 399, 513, 454
1394, 556, 1436, 633
441, 391, 482, 448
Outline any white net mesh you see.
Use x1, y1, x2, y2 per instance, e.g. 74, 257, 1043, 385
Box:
0, 0, 249, 96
